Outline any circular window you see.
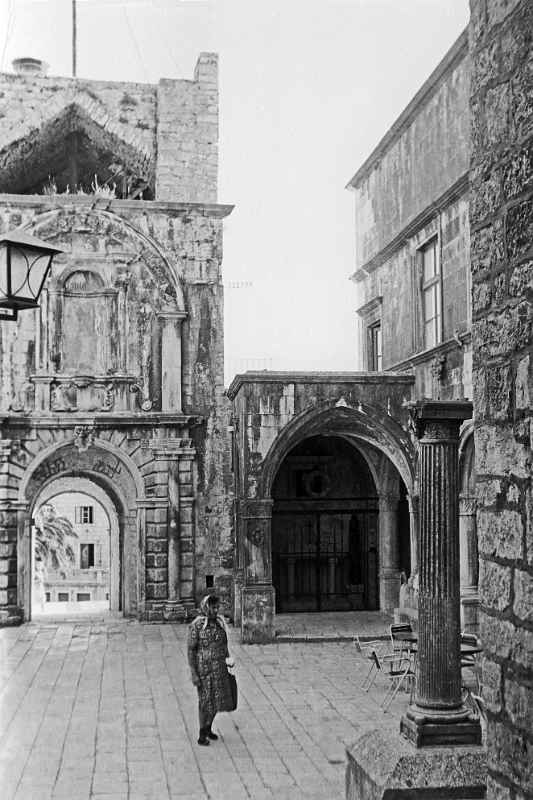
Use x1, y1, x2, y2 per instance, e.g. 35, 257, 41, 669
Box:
303, 469, 330, 498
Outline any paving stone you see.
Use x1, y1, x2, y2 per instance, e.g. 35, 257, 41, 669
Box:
0, 617, 404, 799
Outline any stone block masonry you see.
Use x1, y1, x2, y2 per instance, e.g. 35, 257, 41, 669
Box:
470, 1, 533, 798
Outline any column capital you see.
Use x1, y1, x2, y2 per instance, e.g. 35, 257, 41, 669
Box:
459, 494, 477, 515
408, 400, 473, 440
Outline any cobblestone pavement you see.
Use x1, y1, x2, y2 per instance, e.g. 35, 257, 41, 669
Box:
0, 619, 409, 800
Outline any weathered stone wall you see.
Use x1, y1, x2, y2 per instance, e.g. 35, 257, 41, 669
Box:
155, 54, 218, 203
349, 32, 470, 270
356, 194, 471, 401
0, 52, 217, 202
470, 0, 533, 796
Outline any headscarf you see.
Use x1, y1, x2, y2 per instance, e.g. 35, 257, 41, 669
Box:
195, 594, 229, 632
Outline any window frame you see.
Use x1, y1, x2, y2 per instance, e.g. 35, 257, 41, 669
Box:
80, 542, 95, 570
418, 236, 442, 351
368, 321, 383, 372
75, 505, 94, 525
356, 295, 383, 372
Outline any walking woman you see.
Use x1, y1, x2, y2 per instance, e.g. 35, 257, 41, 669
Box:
187, 595, 235, 746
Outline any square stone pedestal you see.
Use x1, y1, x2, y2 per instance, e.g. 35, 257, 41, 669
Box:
346, 729, 486, 800
241, 584, 275, 643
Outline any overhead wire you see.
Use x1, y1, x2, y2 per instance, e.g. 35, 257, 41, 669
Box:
1, 0, 16, 73
123, 5, 150, 82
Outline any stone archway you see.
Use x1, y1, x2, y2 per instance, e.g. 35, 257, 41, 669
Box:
31, 477, 121, 618
238, 402, 416, 642
17, 438, 144, 622
271, 435, 380, 613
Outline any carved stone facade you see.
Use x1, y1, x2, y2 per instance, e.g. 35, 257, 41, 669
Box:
0, 55, 233, 625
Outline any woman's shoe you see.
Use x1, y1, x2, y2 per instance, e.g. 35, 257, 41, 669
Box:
207, 727, 218, 741
198, 728, 210, 746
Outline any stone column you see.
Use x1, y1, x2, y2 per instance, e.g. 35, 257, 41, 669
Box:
459, 494, 479, 633
378, 493, 400, 614
407, 493, 419, 576
401, 400, 481, 746
241, 498, 275, 643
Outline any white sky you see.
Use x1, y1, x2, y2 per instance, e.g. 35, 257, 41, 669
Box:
0, 0, 470, 385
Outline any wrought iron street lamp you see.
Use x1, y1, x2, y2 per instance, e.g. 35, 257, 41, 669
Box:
0, 231, 63, 321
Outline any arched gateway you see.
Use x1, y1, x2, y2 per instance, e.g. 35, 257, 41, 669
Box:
18, 439, 142, 620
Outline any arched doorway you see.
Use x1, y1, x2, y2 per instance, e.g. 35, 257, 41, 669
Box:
272, 435, 379, 612
18, 438, 144, 622
31, 477, 120, 619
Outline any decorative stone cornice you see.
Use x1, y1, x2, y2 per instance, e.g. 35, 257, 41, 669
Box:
0, 193, 234, 219
226, 371, 414, 399
136, 498, 168, 508
386, 332, 471, 373
356, 295, 383, 318
150, 438, 196, 459
1, 413, 198, 429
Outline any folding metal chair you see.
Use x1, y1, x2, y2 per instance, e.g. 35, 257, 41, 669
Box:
461, 632, 482, 693
368, 649, 415, 713
353, 635, 387, 690
389, 623, 413, 659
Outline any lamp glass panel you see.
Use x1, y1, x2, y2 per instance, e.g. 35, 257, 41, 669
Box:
11, 246, 50, 301
9, 246, 31, 298
27, 252, 51, 300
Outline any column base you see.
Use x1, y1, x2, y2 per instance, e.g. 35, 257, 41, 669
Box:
241, 585, 275, 643
0, 606, 23, 627
346, 728, 486, 800
400, 703, 482, 747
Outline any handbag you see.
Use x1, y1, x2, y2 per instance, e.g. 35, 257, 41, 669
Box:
227, 666, 238, 711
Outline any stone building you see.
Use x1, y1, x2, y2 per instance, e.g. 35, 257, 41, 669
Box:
0, 54, 234, 625
347, 29, 480, 632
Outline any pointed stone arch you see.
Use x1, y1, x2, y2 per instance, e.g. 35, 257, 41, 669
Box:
0, 98, 154, 196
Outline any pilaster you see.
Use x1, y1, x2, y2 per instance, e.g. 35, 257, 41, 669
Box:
378, 492, 400, 613
240, 498, 275, 643
459, 494, 479, 632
